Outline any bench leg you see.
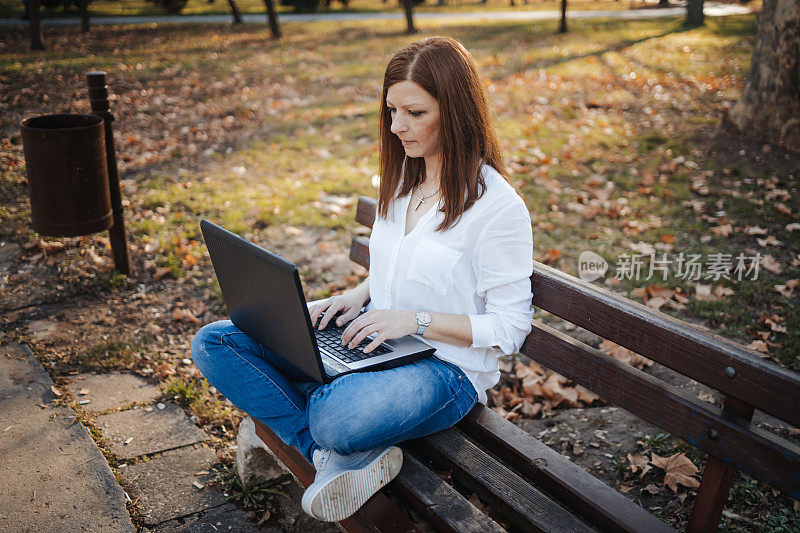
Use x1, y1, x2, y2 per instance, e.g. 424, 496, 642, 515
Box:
687, 456, 736, 532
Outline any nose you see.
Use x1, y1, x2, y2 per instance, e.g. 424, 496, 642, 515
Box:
390, 113, 407, 135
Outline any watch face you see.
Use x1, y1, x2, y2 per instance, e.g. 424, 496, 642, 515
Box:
418, 311, 432, 324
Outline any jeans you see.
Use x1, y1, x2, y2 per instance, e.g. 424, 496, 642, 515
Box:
191, 320, 479, 463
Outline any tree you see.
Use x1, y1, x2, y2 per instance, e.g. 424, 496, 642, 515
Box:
685, 0, 703, 26
559, 0, 567, 33
78, 0, 90, 32
402, 0, 416, 33
264, 0, 281, 38
28, 0, 43, 50
727, 0, 800, 150
227, 0, 242, 24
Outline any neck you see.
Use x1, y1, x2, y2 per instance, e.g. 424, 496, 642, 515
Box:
422, 152, 442, 191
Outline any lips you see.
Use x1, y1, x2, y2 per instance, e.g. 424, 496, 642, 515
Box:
401, 140, 415, 145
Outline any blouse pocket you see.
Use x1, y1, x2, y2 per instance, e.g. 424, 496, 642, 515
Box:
407, 237, 462, 296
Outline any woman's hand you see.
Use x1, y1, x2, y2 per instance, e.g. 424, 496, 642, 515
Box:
309, 288, 369, 330
341, 309, 417, 353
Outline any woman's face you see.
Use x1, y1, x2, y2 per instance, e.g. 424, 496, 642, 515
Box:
386, 80, 441, 161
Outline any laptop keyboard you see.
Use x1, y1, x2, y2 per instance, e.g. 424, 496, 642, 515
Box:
314, 324, 392, 364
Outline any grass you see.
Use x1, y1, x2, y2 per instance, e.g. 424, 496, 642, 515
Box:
163, 375, 237, 426
210, 457, 293, 516
75, 339, 141, 370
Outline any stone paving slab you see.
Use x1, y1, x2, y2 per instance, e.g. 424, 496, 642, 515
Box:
119, 445, 226, 527
65, 372, 162, 414
96, 401, 209, 459
150, 503, 264, 532
0, 342, 135, 532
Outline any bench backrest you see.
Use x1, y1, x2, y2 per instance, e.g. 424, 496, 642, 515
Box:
350, 195, 800, 528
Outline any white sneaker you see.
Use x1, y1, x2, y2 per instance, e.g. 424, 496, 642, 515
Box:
301, 445, 404, 521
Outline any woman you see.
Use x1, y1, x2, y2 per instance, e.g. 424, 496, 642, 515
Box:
191, 36, 534, 523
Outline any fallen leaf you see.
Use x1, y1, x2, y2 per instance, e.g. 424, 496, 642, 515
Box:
710, 224, 732, 237
774, 280, 799, 297
153, 267, 171, 281
644, 483, 663, 495
760, 255, 782, 274
744, 225, 768, 235
747, 340, 769, 354
599, 340, 653, 369
697, 391, 715, 403
650, 452, 699, 493
50, 385, 62, 397
627, 453, 652, 478
172, 308, 201, 325
756, 235, 782, 247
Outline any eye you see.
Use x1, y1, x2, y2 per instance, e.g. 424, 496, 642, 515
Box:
387, 107, 396, 114
410, 111, 425, 117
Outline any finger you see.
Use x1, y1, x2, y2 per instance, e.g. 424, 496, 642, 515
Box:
309, 300, 332, 327
363, 332, 389, 353
335, 308, 359, 328
348, 323, 382, 349
342, 309, 375, 337
342, 314, 370, 344
319, 302, 343, 330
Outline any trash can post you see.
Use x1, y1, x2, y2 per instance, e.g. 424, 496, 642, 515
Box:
86, 71, 132, 276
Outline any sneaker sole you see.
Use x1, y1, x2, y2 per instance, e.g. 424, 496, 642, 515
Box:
305, 446, 403, 522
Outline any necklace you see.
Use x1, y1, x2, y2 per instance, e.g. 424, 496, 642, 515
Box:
415, 182, 440, 211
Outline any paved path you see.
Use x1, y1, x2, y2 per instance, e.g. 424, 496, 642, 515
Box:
0, 342, 135, 532
0, 2, 752, 27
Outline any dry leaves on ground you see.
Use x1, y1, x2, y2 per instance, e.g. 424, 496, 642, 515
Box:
650, 452, 700, 493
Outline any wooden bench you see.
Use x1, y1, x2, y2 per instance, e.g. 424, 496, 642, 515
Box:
251, 195, 800, 532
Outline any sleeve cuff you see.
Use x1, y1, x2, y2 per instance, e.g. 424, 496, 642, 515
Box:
468, 313, 495, 349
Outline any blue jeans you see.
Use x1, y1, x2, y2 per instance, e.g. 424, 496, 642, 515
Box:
191, 320, 479, 463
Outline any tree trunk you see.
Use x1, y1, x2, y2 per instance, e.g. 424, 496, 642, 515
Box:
685, 0, 704, 26
228, 0, 242, 23
263, 0, 281, 39
402, 0, 416, 33
727, 0, 800, 150
657, 0, 669, 7
29, 0, 43, 50
559, 0, 567, 33
79, 0, 90, 33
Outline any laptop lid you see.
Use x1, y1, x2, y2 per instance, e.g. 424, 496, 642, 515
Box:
200, 219, 327, 384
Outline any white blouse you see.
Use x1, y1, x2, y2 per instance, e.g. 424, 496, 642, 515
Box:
366, 164, 534, 405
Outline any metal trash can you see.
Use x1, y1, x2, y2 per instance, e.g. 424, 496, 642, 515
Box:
20, 113, 113, 237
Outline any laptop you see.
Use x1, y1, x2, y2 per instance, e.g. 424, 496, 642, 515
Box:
200, 220, 436, 384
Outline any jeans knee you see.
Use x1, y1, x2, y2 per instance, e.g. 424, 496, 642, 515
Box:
190, 320, 229, 375
308, 404, 361, 455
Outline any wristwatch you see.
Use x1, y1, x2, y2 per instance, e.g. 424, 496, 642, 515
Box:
415, 310, 432, 336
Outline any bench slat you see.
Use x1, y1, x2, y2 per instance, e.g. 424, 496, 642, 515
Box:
350, 236, 370, 270
523, 321, 800, 499
393, 450, 506, 533
356, 195, 377, 229
531, 260, 800, 429
457, 404, 676, 533
253, 419, 422, 533
412, 427, 599, 533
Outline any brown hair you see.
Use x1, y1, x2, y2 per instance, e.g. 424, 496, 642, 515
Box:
378, 36, 511, 232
